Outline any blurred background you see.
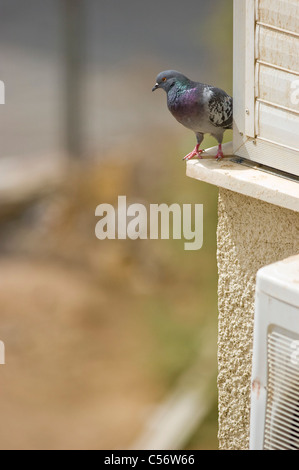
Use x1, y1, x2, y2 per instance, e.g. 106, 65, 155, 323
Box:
0, 0, 232, 450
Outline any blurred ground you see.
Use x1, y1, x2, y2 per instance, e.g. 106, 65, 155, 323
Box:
0, 131, 224, 449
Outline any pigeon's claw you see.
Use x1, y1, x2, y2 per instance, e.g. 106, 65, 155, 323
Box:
215, 144, 224, 161
183, 146, 204, 161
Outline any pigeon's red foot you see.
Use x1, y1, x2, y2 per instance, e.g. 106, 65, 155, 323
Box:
215, 144, 224, 161
183, 145, 204, 161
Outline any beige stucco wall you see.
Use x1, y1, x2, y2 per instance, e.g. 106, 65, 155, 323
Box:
217, 188, 299, 450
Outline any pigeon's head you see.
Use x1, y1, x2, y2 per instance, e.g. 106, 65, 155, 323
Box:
152, 70, 189, 93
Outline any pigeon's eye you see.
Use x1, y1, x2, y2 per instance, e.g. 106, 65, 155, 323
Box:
162, 77, 167, 82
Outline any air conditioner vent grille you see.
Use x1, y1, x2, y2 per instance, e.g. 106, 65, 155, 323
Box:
264, 329, 299, 450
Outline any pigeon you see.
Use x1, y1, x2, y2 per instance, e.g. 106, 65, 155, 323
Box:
152, 70, 232, 160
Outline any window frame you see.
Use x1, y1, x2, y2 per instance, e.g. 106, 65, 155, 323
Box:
233, 0, 299, 177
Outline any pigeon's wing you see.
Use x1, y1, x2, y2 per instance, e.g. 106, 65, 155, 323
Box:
207, 87, 233, 130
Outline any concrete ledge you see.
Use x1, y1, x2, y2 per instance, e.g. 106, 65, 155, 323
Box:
186, 142, 299, 213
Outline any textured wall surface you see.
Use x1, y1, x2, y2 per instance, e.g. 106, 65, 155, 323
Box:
217, 188, 299, 450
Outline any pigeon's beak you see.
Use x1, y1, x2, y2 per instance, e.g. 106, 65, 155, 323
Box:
152, 83, 159, 92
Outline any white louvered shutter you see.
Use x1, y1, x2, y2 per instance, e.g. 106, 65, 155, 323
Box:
233, 0, 299, 177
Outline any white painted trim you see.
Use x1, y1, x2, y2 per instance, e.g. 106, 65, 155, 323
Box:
233, 0, 255, 149
233, 0, 247, 152
245, 0, 256, 137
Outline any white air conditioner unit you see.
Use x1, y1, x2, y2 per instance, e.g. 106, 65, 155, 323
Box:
250, 254, 299, 450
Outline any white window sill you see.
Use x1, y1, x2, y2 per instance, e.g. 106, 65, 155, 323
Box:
186, 142, 299, 213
